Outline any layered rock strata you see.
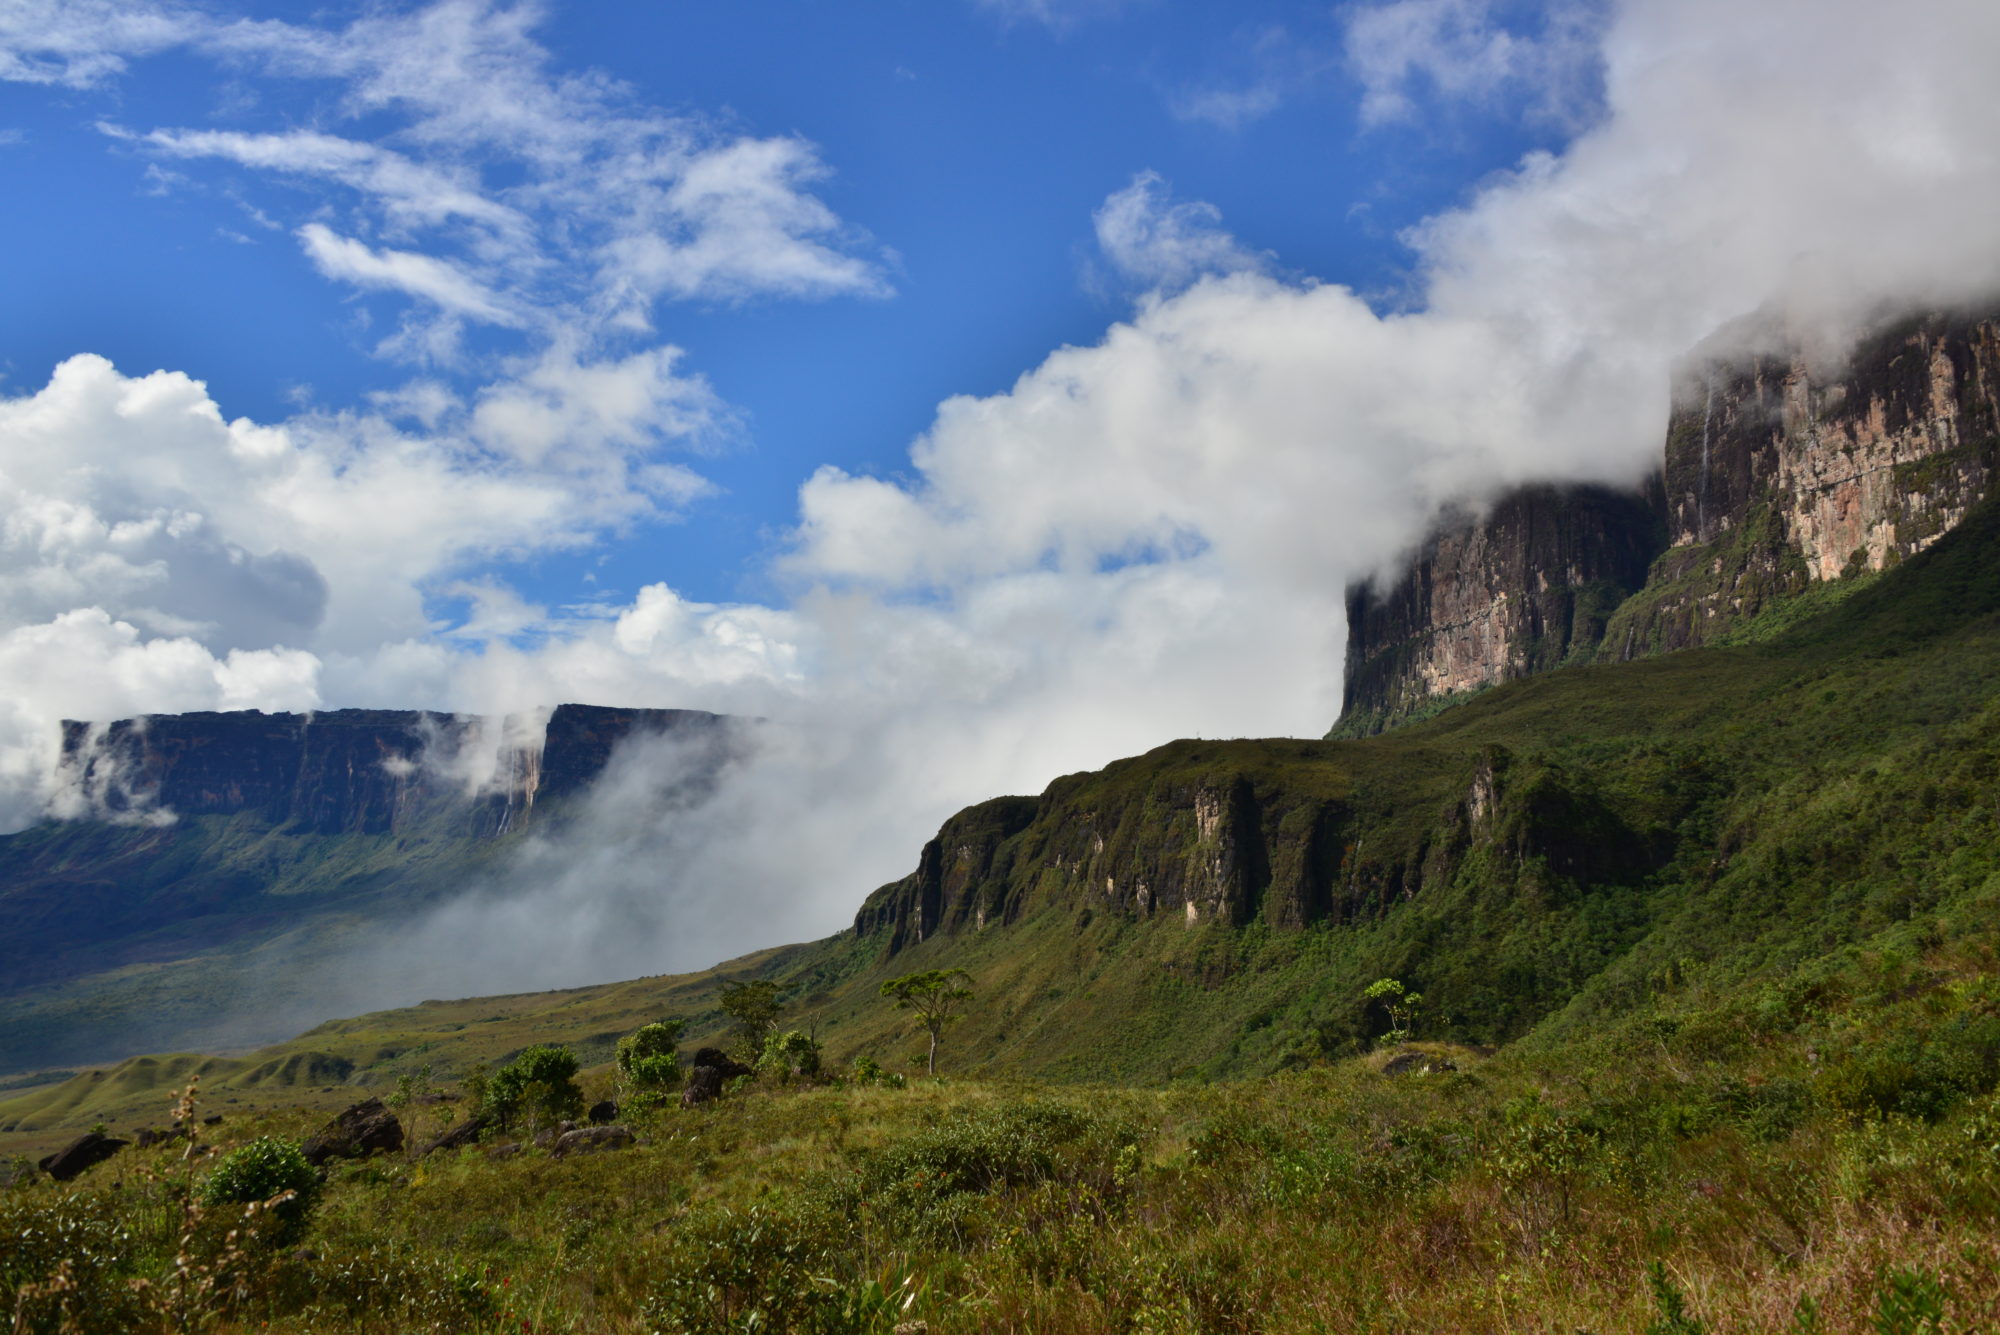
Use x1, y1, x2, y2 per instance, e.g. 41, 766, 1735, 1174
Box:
1337, 306, 2000, 733
1337, 485, 1663, 736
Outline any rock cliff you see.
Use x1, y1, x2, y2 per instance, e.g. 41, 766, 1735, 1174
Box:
1602, 307, 2000, 658
53, 703, 724, 836
1337, 485, 1664, 736
1336, 305, 2000, 733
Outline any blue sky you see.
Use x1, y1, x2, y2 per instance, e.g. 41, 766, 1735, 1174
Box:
4, 0, 1998, 972
0, 0, 1587, 617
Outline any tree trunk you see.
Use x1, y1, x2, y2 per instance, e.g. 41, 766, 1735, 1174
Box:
927, 1029, 938, 1076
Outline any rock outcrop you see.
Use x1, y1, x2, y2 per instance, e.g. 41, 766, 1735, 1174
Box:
1336, 306, 2000, 732
1338, 484, 1664, 736
1602, 308, 2000, 658
38, 1131, 128, 1181
302, 1098, 404, 1165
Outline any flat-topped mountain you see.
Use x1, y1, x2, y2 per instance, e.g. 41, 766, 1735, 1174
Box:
55, 703, 724, 836
0, 704, 731, 1073
1338, 306, 2000, 735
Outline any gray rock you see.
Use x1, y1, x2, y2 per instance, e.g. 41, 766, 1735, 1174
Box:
682, 1065, 725, 1107
552, 1125, 635, 1157
302, 1098, 404, 1165
39, 1132, 129, 1182
418, 1112, 490, 1157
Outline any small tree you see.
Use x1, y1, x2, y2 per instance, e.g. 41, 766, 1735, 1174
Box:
718, 980, 783, 1057
1363, 977, 1423, 1045
617, 1020, 687, 1093
758, 1030, 822, 1082
486, 1045, 584, 1132
880, 969, 974, 1076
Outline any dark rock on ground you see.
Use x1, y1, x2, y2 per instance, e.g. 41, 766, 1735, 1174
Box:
587, 1099, 618, 1125
532, 1121, 579, 1150
483, 1142, 523, 1161
39, 1132, 129, 1182
417, 1113, 491, 1157
553, 1125, 635, 1157
1381, 1051, 1457, 1077
203, 1114, 223, 1125
133, 1126, 186, 1148
691, 1048, 752, 1079
302, 1098, 404, 1165
682, 1066, 725, 1107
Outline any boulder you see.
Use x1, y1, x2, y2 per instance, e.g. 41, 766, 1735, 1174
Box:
682, 1065, 725, 1107
302, 1098, 404, 1165
532, 1121, 578, 1150
418, 1112, 491, 1157
691, 1048, 752, 1080
552, 1125, 635, 1157
586, 1099, 618, 1125
39, 1132, 129, 1182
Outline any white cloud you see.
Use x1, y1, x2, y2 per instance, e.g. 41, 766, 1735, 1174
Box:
1344, 0, 1605, 129
1093, 171, 1269, 290
0, 0, 199, 88
297, 223, 523, 327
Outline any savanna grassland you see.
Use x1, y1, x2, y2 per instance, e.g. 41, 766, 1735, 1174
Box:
13, 499, 2000, 1331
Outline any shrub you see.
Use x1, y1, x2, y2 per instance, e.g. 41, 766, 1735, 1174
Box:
758, 1029, 823, 1081
850, 1055, 905, 1089
198, 1136, 320, 1232
644, 1200, 869, 1334
486, 1045, 585, 1132
854, 1099, 1133, 1244
618, 1021, 687, 1092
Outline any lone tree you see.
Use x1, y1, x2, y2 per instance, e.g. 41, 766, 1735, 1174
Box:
718, 980, 783, 1057
880, 968, 974, 1076
1363, 977, 1423, 1046
616, 1019, 687, 1093
486, 1045, 584, 1132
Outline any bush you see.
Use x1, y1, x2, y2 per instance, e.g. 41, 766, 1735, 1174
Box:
758, 1029, 823, 1081
487, 1045, 585, 1131
850, 1055, 905, 1089
618, 1021, 687, 1092
644, 1200, 866, 1334
853, 1099, 1133, 1244
198, 1136, 320, 1232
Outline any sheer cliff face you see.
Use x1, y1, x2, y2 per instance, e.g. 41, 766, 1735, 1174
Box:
53, 704, 725, 836
1338, 307, 2000, 731
1336, 485, 1664, 736
1603, 309, 2000, 658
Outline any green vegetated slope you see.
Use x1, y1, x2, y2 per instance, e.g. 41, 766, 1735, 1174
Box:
12, 493, 2000, 1151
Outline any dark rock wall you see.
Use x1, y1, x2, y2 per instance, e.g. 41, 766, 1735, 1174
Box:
1337, 484, 1664, 736
1602, 308, 2000, 658
55, 705, 724, 836
852, 739, 1682, 965
1338, 307, 2000, 727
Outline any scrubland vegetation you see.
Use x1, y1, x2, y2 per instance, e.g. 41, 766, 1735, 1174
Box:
8, 923, 2000, 1334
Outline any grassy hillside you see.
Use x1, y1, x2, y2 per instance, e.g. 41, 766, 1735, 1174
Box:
8, 497, 2000, 1332
11, 492, 2000, 1151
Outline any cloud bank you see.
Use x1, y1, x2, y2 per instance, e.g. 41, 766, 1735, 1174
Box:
3, 0, 2000, 1001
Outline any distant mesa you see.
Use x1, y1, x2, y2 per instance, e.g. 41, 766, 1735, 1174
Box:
52, 703, 731, 836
